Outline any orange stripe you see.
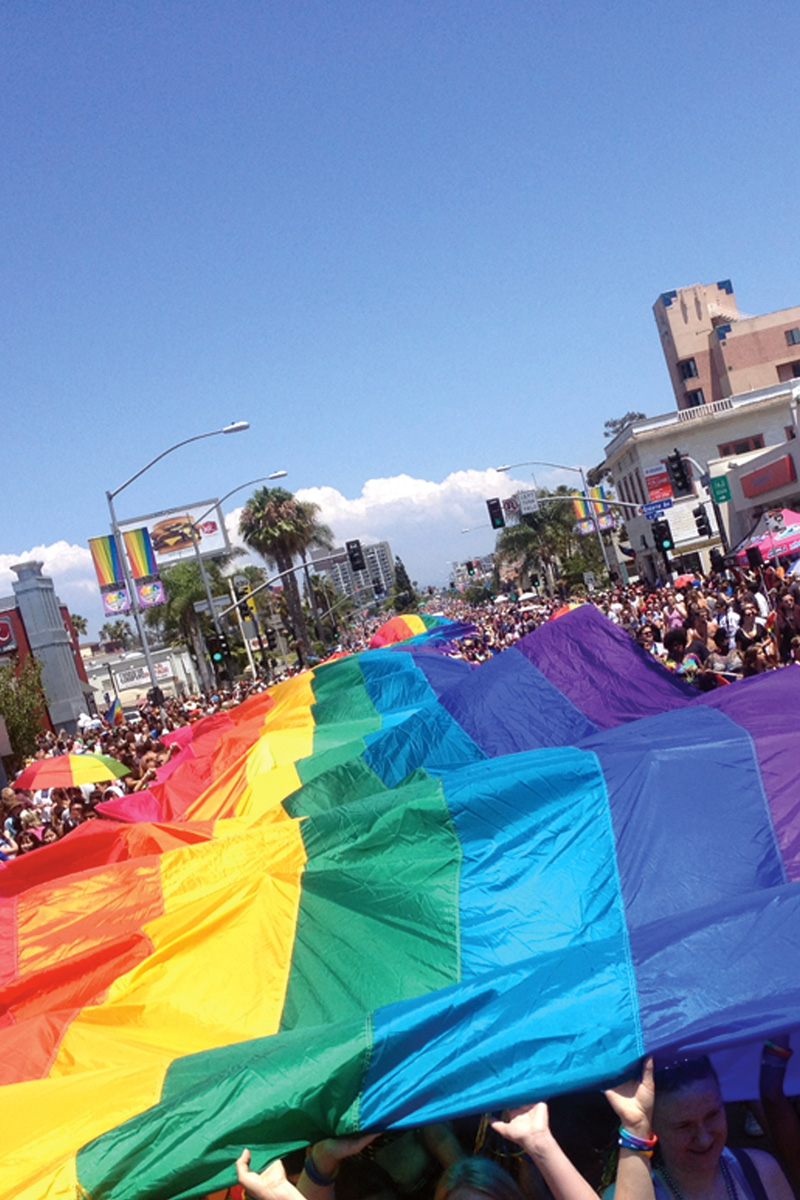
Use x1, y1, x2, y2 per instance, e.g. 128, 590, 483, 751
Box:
0, 819, 308, 1198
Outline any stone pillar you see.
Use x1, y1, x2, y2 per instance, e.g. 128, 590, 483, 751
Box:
11, 561, 89, 733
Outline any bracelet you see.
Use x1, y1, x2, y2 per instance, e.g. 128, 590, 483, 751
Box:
618, 1127, 658, 1157
764, 1040, 793, 1060
303, 1152, 339, 1188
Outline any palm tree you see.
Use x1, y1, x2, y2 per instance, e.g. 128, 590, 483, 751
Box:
99, 619, 137, 649
143, 559, 232, 691
239, 487, 333, 660
69, 613, 88, 637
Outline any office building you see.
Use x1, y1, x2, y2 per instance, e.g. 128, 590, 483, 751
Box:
309, 541, 395, 601
654, 280, 800, 411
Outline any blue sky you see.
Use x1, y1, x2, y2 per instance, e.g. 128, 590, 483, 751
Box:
3, 1, 800, 631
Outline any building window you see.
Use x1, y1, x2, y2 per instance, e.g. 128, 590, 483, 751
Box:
717, 435, 765, 457
685, 389, 705, 407
785, 328, 800, 346
678, 358, 698, 380
777, 361, 800, 382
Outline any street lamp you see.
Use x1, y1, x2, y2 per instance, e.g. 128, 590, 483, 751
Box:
106, 421, 250, 688
190, 473, 288, 645
494, 459, 611, 572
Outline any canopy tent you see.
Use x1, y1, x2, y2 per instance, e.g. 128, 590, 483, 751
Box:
733, 507, 800, 564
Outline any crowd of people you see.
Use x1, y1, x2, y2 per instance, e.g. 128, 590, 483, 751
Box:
429, 563, 800, 685
1, 569, 799, 1196
227, 1049, 798, 1200
4, 563, 799, 859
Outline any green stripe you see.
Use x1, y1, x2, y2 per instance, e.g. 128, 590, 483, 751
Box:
290, 753, 388, 816
77, 1016, 372, 1200
281, 774, 461, 1031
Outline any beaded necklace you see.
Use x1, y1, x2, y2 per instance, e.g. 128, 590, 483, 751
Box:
658, 1156, 738, 1200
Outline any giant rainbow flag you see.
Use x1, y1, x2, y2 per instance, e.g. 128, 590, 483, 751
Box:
1, 608, 799, 1199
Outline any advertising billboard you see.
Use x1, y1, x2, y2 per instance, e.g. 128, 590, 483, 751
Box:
644, 463, 674, 502
116, 500, 230, 565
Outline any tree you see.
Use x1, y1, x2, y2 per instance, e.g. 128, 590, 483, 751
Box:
69, 613, 88, 637
239, 487, 333, 661
99, 619, 137, 649
603, 411, 646, 442
143, 559, 234, 691
494, 488, 606, 593
391, 557, 418, 613
0, 654, 47, 770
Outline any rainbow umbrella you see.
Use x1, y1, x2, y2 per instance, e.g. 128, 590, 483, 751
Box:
14, 753, 130, 790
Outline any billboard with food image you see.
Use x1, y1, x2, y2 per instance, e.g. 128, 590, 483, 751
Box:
117, 500, 230, 564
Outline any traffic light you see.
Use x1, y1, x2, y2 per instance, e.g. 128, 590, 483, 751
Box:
346, 539, 366, 572
692, 504, 712, 538
466, 560, 475, 575
652, 518, 674, 552
266, 627, 278, 651
666, 448, 692, 496
531, 574, 540, 587
710, 548, 726, 573
206, 633, 224, 663
486, 498, 505, 529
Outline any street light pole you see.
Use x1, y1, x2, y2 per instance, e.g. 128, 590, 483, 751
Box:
495, 460, 612, 573
189, 472, 288, 642
106, 421, 250, 689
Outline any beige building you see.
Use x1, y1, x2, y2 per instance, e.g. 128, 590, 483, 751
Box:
603, 383, 800, 581
654, 280, 800, 411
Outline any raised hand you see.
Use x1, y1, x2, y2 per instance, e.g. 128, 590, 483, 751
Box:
604, 1057, 655, 1136
491, 1101, 552, 1153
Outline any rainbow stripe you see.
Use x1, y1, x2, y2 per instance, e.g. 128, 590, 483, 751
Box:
123, 527, 158, 580
2, 610, 800, 1198
88, 535, 124, 588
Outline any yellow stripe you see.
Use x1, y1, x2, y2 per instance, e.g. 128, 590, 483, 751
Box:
0, 820, 308, 1197
404, 615, 427, 635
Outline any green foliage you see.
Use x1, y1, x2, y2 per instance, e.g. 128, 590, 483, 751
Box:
464, 584, 490, 604
0, 655, 47, 770
239, 487, 333, 656
494, 487, 606, 591
99, 619, 138, 649
391, 557, 418, 613
69, 613, 88, 637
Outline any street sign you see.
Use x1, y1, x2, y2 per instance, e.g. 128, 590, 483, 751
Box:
641, 498, 674, 520
709, 476, 732, 504
518, 489, 539, 515
583, 571, 596, 592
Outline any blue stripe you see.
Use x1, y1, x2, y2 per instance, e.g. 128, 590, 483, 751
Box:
364, 703, 485, 788
582, 707, 786, 933
360, 747, 638, 1127
438, 646, 597, 755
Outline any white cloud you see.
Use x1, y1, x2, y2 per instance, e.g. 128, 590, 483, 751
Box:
219, 469, 572, 587
0, 541, 108, 634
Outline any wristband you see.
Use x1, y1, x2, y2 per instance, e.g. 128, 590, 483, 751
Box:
618, 1127, 658, 1156
303, 1152, 339, 1187
764, 1040, 793, 1060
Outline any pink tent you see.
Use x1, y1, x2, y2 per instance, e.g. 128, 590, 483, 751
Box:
734, 508, 800, 564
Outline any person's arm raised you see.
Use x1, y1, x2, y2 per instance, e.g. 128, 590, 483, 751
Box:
603, 1058, 656, 1200
491, 1102, 597, 1200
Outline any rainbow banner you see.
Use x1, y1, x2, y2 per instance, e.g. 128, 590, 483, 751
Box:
369, 613, 459, 648
123, 527, 159, 581
1, 611, 800, 1198
88, 534, 124, 588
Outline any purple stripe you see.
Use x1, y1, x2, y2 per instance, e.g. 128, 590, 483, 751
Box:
694, 670, 800, 881
515, 606, 695, 728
